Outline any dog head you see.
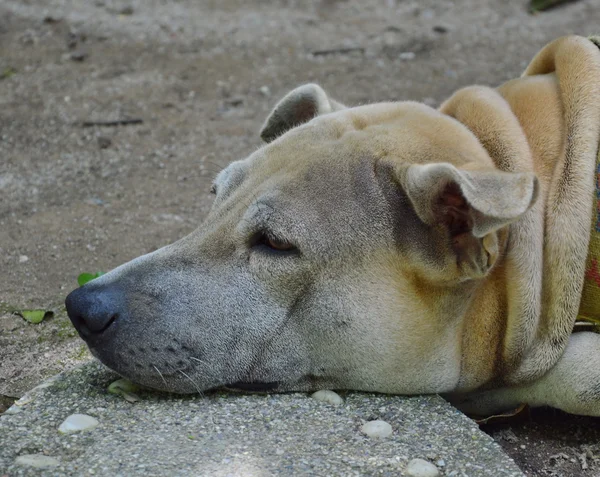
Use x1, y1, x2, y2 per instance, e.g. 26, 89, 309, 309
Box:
66, 84, 537, 394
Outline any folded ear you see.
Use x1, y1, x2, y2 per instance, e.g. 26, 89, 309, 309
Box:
401, 163, 538, 279
404, 163, 538, 237
260, 83, 346, 143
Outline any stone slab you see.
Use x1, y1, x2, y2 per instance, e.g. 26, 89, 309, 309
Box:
0, 361, 523, 476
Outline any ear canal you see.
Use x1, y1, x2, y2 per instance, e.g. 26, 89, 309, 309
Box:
260, 83, 346, 143
404, 163, 539, 237
401, 163, 538, 280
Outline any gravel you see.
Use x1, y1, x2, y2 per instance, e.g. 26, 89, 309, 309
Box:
0, 361, 523, 476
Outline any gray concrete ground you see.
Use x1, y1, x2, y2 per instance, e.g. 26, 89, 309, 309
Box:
0, 361, 523, 476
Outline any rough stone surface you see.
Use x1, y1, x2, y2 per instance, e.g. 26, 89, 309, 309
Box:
0, 361, 523, 476
406, 457, 441, 477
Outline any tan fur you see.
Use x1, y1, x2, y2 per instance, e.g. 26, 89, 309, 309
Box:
506, 37, 600, 383
441, 37, 600, 385
66, 36, 600, 416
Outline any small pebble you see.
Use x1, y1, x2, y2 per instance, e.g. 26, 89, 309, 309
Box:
311, 390, 343, 406
58, 413, 99, 434
406, 458, 440, 477
15, 454, 60, 469
86, 197, 105, 206
43, 15, 62, 24
97, 136, 112, 149
70, 50, 88, 62
259, 85, 271, 96
360, 420, 392, 438
226, 97, 244, 107
19, 255, 29, 263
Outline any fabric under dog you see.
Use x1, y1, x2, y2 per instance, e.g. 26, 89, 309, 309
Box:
576, 36, 600, 326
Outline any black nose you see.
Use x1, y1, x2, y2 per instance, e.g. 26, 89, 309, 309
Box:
65, 285, 122, 339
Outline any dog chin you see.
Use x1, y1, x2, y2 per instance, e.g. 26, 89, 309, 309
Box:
88, 348, 318, 395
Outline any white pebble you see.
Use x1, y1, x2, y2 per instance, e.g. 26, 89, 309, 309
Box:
15, 454, 60, 469
360, 420, 392, 438
58, 413, 99, 434
406, 458, 440, 477
19, 255, 29, 263
310, 390, 343, 406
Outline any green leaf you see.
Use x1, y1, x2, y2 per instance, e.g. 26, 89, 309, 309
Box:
529, 0, 580, 13
18, 309, 53, 324
77, 273, 95, 286
108, 378, 142, 403
0, 67, 16, 80
77, 271, 105, 287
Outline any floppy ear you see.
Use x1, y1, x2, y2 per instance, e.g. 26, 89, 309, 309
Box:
400, 163, 538, 279
404, 163, 538, 237
260, 83, 346, 143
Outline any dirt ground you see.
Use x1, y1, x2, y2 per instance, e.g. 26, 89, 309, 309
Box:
1, 0, 600, 475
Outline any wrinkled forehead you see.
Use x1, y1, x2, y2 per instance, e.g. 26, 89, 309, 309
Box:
207, 150, 391, 262
211, 101, 492, 239
215, 140, 387, 232
201, 103, 491, 260
216, 101, 486, 195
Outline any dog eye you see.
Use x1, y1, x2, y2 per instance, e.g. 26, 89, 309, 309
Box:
265, 236, 295, 251
253, 233, 297, 253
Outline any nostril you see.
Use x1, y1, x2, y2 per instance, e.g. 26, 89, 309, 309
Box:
70, 312, 92, 338
77, 320, 93, 339
104, 313, 118, 331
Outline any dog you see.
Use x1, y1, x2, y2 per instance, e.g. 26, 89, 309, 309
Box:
66, 35, 600, 417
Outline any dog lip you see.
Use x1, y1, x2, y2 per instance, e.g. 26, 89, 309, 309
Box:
222, 381, 280, 392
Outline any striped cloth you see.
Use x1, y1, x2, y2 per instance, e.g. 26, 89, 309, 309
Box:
577, 35, 600, 326
577, 150, 600, 325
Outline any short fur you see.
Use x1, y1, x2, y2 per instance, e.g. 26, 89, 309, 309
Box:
66, 36, 600, 417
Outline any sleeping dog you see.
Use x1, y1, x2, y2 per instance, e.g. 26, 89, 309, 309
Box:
66, 35, 600, 417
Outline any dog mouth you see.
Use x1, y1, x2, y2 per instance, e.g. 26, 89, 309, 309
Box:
222, 381, 280, 392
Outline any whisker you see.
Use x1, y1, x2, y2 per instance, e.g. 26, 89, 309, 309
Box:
153, 364, 169, 389
178, 368, 204, 396
204, 161, 227, 174
189, 356, 219, 381
189, 356, 208, 365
